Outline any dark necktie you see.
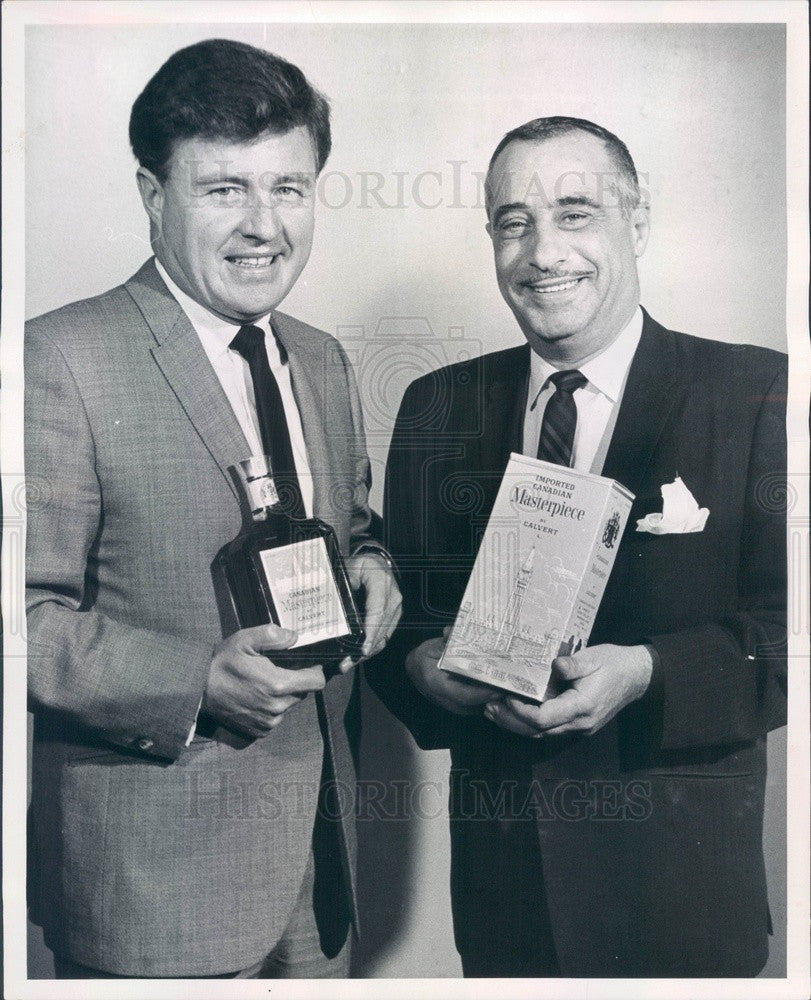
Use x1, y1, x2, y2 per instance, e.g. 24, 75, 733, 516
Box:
230, 324, 305, 518
536, 369, 588, 468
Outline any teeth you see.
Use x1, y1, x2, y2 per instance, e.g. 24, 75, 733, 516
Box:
229, 256, 276, 268
531, 279, 580, 294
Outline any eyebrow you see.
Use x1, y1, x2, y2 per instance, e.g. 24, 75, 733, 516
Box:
556, 195, 602, 210
492, 194, 602, 224
193, 174, 247, 187
192, 172, 315, 187
491, 202, 530, 225
272, 173, 315, 187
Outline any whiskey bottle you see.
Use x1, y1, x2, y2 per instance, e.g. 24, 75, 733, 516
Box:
218, 455, 365, 667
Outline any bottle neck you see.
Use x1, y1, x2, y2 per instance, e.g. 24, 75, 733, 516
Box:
244, 473, 281, 521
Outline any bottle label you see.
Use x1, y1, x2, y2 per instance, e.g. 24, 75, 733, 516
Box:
247, 475, 279, 513
258, 537, 351, 646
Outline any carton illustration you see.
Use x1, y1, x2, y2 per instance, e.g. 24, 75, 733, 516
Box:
439, 453, 634, 701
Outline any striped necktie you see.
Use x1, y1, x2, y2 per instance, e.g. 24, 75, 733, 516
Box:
536, 369, 588, 468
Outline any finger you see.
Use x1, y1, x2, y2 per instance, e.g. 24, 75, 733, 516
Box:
444, 674, 498, 706
239, 623, 298, 652
337, 655, 355, 674
552, 652, 598, 681
265, 663, 326, 696
404, 637, 445, 679
538, 721, 588, 737
232, 715, 278, 740
387, 593, 403, 632
525, 688, 586, 731
360, 578, 390, 657
421, 637, 446, 661
266, 693, 304, 716
371, 592, 402, 655
491, 696, 544, 728
345, 559, 362, 591
432, 678, 495, 715
483, 700, 539, 737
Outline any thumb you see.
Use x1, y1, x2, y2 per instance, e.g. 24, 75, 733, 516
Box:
551, 652, 594, 681
345, 559, 362, 591
239, 623, 298, 652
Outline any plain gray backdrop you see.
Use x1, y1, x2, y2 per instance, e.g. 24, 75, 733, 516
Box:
23, 20, 786, 979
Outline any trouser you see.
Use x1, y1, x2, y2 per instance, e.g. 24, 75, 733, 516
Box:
451, 763, 560, 978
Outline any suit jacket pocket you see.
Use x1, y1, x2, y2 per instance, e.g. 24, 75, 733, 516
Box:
609, 529, 737, 636
65, 735, 215, 768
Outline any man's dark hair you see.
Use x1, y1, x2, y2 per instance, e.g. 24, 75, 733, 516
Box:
129, 38, 331, 181
485, 116, 641, 216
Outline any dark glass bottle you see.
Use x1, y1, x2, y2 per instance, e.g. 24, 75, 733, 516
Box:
218, 455, 365, 667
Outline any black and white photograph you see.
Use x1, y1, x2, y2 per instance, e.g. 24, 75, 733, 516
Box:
2, 2, 808, 997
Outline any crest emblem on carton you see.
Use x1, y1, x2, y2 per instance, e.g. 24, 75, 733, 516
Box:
602, 510, 621, 549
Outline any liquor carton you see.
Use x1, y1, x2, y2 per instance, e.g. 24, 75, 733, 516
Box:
439, 453, 634, 701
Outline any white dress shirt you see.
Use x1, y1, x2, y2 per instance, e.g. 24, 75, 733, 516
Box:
522, 308, 643, 474
155, 260, 319, 743
155, 259, 314, 517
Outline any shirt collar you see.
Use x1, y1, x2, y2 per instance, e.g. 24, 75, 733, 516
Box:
528, 306, 643, 404
154, 257, 275, 359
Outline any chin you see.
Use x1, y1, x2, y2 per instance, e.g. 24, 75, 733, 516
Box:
225, 294, 281, 321
523, 319, 578, 343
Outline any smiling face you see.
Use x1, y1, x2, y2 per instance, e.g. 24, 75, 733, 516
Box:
136, 127, 317, 323
486, 132, 649, 365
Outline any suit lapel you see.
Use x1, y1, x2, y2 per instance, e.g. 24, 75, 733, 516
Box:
272, 312, 331, 519
125, 260, 250, 499
600, 310, 683, 500
479, 344, 531, 472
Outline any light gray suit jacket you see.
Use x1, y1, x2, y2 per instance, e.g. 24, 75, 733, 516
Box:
26, 259, 376, 975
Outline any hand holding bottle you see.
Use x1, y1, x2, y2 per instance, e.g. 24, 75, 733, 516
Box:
202, 624, 326, 738
339, 550, 403, 670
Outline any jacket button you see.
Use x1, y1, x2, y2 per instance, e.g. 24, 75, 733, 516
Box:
136, 737, 154, 751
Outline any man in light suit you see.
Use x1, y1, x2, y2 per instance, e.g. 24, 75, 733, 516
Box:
367, 117, 786, 977
26, 39, 400, 979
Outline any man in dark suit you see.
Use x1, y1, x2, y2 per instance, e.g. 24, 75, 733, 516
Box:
367, 116, 786, 977
26, 39, 400, 978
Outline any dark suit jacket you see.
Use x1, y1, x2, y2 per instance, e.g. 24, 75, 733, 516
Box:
368, 310, 787, 976
26, 260, 380, 975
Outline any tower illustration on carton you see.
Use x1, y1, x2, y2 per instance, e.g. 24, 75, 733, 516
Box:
493, 547, 535, 655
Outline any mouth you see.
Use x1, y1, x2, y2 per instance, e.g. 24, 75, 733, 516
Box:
225, 253, 281, 270
521, 275, 589, 295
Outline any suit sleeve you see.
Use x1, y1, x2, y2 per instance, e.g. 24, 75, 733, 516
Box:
333, 339, 394, 564
364, 378, 473, 750
25, 328, 213, 760
644, 364, 788, 750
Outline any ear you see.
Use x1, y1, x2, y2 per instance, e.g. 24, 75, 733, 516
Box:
136, 166, 165, 229
485, 220, 493, 239
630, 203, 650, 258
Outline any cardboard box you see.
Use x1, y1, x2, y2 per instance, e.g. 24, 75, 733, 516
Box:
439, 453, 634, 701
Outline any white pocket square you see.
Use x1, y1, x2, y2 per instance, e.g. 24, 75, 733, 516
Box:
636, 476, 709, 534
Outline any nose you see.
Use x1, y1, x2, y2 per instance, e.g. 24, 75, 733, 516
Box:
527, 222, 569, 271
239, 196, 283, 244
